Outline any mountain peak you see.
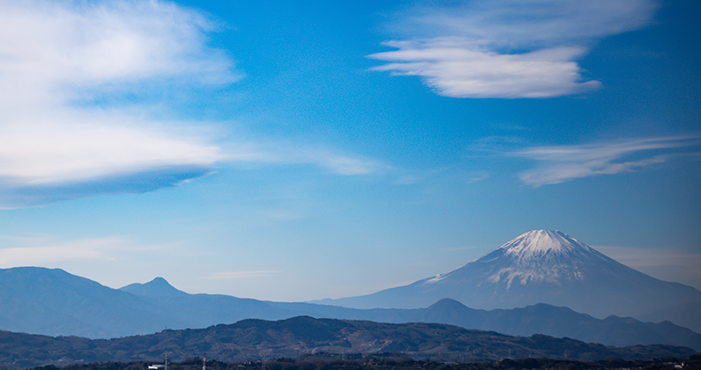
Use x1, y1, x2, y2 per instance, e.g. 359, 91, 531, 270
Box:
120, 277, 187, 297
323, 230, 701, 334
432, 229, 616, 290
148, 277, 170, 286
500, 230, 588, 259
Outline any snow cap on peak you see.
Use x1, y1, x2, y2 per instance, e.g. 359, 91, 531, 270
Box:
470, 230, 604, 286
500, 230, 586, 258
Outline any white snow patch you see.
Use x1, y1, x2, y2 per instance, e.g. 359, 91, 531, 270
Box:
501, 230, 585, 259
426, 274, 447, 283
482, 230, 596, 287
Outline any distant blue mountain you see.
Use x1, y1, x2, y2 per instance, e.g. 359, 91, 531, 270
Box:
1, 266, 700, 351
2, 316, 697, 369
417, 299, 701, 350
0, 267, 183, 338
120, 277, 188, 297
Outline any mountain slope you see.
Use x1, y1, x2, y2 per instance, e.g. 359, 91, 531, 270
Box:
2, 265, 700, 351
120, 277, 188, 297
417, 299, 701, 350
0, 267, 298, 338
325, 230, 701, 332
0, 267, 188, 338
1, 316, 696, 369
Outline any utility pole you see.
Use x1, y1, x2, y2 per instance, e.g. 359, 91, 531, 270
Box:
203, 353, 206, 370
165, 353, 168, 370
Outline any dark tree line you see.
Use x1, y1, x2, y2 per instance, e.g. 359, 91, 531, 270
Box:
28, 353, 701, 370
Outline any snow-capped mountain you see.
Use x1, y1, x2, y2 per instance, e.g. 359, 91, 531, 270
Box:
435, 230, 613, 287
325, 230, 701, 332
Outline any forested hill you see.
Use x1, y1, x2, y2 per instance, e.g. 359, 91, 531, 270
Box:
2, 316, 697, 369
27, 355, 701, 370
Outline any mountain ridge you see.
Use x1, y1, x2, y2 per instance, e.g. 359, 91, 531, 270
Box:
120, 277, 188, 297
1, 266, 700, 351
323, 230, 701, 333
1, 316, 697, 369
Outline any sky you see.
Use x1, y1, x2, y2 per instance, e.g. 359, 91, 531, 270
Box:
0, 0, 699, 302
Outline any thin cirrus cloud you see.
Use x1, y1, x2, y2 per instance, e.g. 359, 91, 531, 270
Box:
221, 139, 389, 176
0, 0, 234, 208
0, 0, 386, 208
205, 271, 282, 280
514, 136, 701, 186
369, 0, 659, 98
0, 237, 127, 267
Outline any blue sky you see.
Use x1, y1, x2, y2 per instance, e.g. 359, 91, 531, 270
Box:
0, 0, 699, 301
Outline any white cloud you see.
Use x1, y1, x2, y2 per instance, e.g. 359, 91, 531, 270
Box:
0, 116, 222, 186
0, 237, 126, 267
221, 140, 391, 177
514, 136, 701, 186
370, 40, 599, 98
205, 271, 282, 280
394, 0, 659, 48
310, 152, 389, 176
0, 234, 180, 268
0, 0, 236, 207
0, 0, 235, 93
371, 0, 659, 98
0, 0, 391, 208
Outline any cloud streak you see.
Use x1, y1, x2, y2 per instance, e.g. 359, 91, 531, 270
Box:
0, 0, 236, 207
370, 40, 598, 98
0, 237, 128, 267
220, 140, 392, 177
370, 0, 659, 98
0, 0, 236, 93
205, 271, 282, 280
0, 0, 388, 208
514, 136, 701, 186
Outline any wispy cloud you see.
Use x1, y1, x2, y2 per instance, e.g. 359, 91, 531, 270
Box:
317, 153, 387, 176
0, 0, 389, 208
270, 148, 389, 176
0, 0, 235, 207
205, 271, 282, 280
370, 40, 598, 98
514, 136, 701, 186
370, 0, 659, 98
0, 237, 129, 267
221, 140, 392, 176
